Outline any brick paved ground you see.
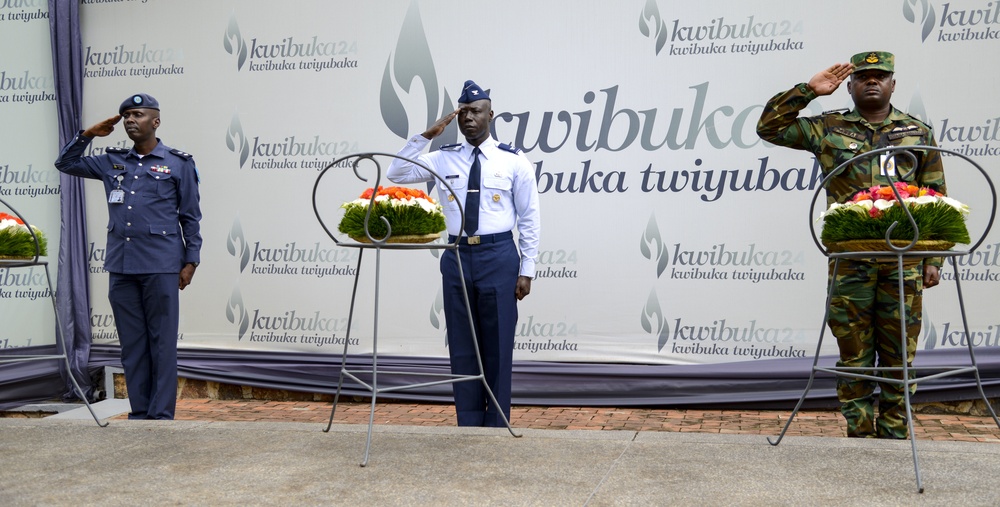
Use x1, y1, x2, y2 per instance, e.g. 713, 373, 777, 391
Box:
156, 399, 1000, 443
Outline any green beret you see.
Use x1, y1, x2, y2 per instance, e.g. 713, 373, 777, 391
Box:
850, 51, 894, 73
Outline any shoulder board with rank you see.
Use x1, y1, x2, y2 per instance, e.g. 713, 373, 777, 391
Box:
498, 142, 521, 154
822, 108, 850, 115
437, 143, 462, 151
829, 126, 865, 141
170, 148, 193, 159
105, 147, 128, 154
900, 111, 932, 128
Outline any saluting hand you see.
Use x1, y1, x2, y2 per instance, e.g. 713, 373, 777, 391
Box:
421, 109, 459, 140
807, 63, 854, 96
82, 115, 122, 138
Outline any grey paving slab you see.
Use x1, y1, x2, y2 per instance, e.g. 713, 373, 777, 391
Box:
0, 418, 998, 506
46, 399, 131, 420
591, 432, 1000, 506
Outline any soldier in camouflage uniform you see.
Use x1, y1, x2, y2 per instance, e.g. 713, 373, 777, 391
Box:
756, 52, 947, 438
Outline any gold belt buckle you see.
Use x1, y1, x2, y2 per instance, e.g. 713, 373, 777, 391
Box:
467, 236, 481, 245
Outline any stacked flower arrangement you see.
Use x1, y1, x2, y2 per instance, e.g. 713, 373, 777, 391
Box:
820, 182, 970, 251
338, 186, 446, 243
0, 212, 47, 259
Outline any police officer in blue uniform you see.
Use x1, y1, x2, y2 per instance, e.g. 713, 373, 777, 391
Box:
55, 93, 202, 420
387, 80, 541, 427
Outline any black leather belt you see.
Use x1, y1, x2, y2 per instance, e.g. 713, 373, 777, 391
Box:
449, 231, 513, 245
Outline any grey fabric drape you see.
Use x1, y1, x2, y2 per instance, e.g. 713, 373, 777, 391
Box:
7, 341, 1000, 411
75, 345, 999, 409
49, 0, 93, 401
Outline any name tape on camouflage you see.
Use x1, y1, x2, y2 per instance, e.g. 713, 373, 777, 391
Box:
830, 126, 865, 141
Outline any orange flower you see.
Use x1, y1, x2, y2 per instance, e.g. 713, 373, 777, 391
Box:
0, 212, 24, 225
855, 183, 942, 203
873, 186, 896, 200
357, 186, 436, 204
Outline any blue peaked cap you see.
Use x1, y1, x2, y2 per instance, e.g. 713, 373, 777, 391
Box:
119, 93, 159, 115
457, 80, 490, 103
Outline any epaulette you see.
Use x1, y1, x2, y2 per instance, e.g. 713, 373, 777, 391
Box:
170, 148, 193, 159
498, 142, 522, 154
437, 143, 462, 151
822, 108, 850, 115
105, 147, 128, 154
901, 114, 933, 130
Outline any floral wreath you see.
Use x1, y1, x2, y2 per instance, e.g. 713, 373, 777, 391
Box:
0, 212, 48, 258
820, 182, 970, 245
338, 186, 446, 240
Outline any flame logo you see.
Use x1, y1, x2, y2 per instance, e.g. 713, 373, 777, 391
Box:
639, 214, 669, 278
638, 0, 669, 55
902, 0, 937, 42
226, 285, 250, 341
227, 216, 251, 273
640, 289, 670, 352
380, 0, 457, 149
922, 306, 937, 350
907, 90, 932, 128
223, 12, 248, 71
226, 112, 250, 168
428, 288, 448, 345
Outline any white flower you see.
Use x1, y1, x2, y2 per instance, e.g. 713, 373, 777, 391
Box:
819, 202, 842, 217
819, 200, 877, 221
412, 197, 440, 214
909, 195, 937, 206
939, 196, 971, 216
340, 193, 444, 218
846, 199, 872, 212
0, 218, 31, 234
873, 199, 896, 211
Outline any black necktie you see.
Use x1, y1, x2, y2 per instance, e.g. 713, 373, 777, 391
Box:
464, 147, 482, 237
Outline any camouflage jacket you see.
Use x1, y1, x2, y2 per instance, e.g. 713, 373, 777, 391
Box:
757, 83, 947, 205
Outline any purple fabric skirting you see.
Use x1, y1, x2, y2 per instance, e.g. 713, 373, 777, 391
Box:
4, 344, 998, 410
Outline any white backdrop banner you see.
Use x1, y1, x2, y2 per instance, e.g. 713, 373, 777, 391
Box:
5, 0, 999, 367
0, 0, 60, 351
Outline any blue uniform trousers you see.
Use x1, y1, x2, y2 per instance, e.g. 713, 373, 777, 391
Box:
108, 272, 179, 420
440, 237, 519, 427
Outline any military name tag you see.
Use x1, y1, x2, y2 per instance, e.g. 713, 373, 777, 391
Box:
880, 154, 896, 177
109, 189, 125, 204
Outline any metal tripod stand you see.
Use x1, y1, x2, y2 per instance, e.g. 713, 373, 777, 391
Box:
768, 145, 1000, 493
312, 153, 521, 467
0, 197, 106, 426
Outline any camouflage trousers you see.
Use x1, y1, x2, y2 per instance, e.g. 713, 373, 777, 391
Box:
827, 258, 923, 439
